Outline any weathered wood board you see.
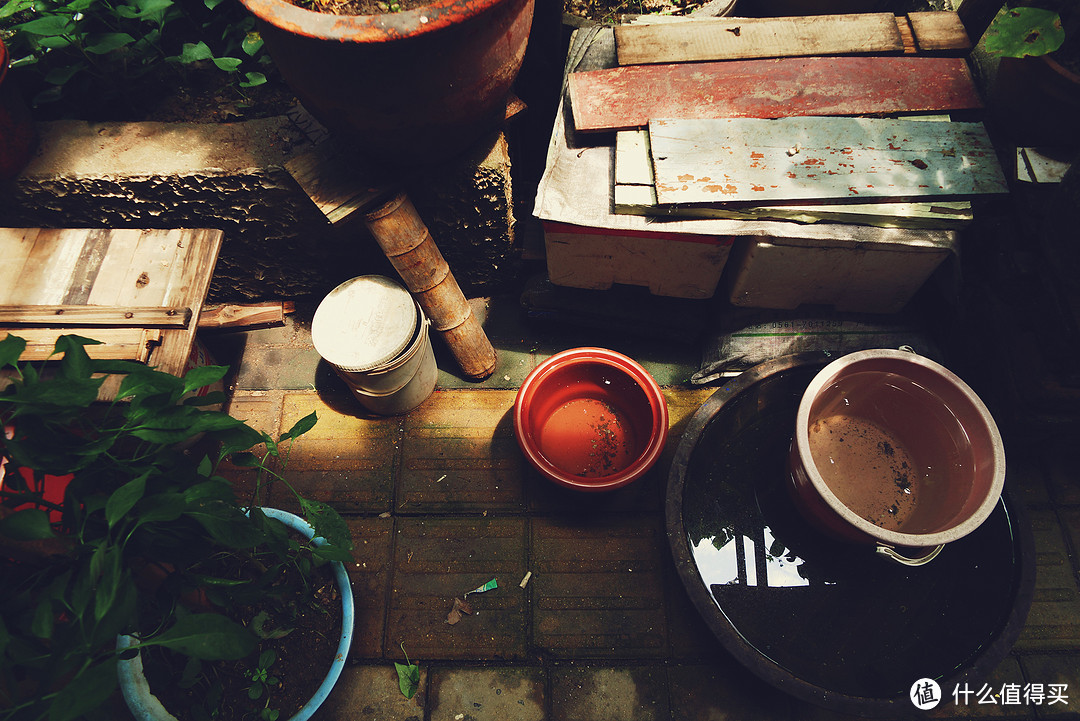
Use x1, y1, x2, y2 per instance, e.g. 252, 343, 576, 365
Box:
0, 306, 192, 328
568, 56, 982, 133
614, 13, 905, 65
908, 11, 972, 53
613, 129, 973, 228
648, 117, 1008, 205
0, 228, 223, 392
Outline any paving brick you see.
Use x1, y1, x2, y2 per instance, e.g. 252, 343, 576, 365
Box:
398, 390, 525, 513
235, 346, 329, 390
274, 391, 401, 514
386, 517, 528, 660
221, 390, 285, 505
1015, 510, 1080, 652
1018, 653, 1080, 718
667, 663, 793, 721
1044, 438, 1080, 505
1004, 447, 1053, 509
532, 515, 668, 658
665, 572, 731, 661
550, 665, 668, 721
313, 664, 427, 721
428, 667, 546, 721
344, 517, 395, 659
925, 655, 1032, 719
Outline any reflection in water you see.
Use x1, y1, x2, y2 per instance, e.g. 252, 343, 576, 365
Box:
691, 527, 815, 589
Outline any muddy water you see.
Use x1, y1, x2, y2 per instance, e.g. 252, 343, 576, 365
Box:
807, 415, 918, 530
538, 397, 638, 477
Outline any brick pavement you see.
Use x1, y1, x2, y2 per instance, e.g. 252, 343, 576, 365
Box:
199, 297, 1080, 721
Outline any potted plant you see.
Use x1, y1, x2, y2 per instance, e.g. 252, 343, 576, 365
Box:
0, 334, 353, 721
983, 1, 1080, 150
236, 0, 533, 166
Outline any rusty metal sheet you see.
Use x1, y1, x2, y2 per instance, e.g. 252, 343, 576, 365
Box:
649, 117, 1008, 205
567, 56, 983, 133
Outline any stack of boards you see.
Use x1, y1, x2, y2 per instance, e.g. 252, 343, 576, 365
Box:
567, 12, 1008, 229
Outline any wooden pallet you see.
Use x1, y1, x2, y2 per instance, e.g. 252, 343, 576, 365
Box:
0, 228, 223, 396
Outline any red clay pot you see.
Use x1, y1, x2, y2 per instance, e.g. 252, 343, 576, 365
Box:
239, 0, 533, 166
514, 348, 668, 493
0, 38, 35, 181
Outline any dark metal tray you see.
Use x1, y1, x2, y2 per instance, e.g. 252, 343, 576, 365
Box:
665, 353, 1035, 717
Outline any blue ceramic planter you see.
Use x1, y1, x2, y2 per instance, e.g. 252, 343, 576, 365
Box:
118, 507, 354, 721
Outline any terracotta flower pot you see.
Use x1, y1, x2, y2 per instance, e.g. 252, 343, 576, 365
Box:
239, 0, 533, 166
514, 348, 668, 492
0, 38, 36, 181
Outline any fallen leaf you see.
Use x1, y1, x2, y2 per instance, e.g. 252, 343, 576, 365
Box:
446, 597, 473, 625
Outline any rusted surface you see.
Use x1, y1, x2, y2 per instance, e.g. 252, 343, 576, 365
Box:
241, 0, 533, 165
649, 117, 1008, 206
568, 56, 983, 133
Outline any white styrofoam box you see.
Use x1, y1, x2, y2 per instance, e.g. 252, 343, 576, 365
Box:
543, 221, 734, 300
725, 232, 958, 313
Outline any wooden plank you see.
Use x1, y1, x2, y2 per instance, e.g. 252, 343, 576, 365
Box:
0, 328, 161, 362
614, 13, 904, 65
0, 306, 192, 328
613, 130, 974, 228
908, 12, 972, 53
0, 229, 41, 300
649, 116, 1008, 205
613, 183, 974, 228
197, 302, 290, 330
568, 56, 982, 133
5, 229, 91, 306
286, 144, 389, 226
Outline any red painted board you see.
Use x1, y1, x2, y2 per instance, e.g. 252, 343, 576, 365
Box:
568, 56, 982, 133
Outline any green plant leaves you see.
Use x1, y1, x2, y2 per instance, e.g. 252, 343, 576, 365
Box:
299, 496, 353, 553
146, 613, 257, 660
985, 6, 1065, 58
0, 508, 55, 541
395, 660, 420, 699
105, 473, 147, 529
48, 656, 119, 721
84, 32, 135, 54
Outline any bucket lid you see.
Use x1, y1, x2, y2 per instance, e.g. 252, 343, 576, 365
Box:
312, 275, 419, 373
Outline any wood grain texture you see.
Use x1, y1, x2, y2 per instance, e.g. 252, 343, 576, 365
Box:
649, 117, 1007, 205
614, 13, 904, 65
568, 56, 982, 132
0, 228, 223, 386
908, 11, 972, 52
0, 306, 192, 328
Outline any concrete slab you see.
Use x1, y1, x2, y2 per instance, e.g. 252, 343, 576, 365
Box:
666, 663, 793, 721
1014, 510, 1080, 652
428, 667, 546, 721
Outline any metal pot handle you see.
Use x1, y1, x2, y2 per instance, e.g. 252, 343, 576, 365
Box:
876, 543, 944, 566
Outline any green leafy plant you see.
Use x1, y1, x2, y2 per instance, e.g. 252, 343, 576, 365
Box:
985, 5, 1065, 58
0, 334, 352, 721
394, 642, 420, 700
0, 0, 271, 111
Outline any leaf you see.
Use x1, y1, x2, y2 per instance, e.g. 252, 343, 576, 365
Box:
43, 65, 82, 87
281, 412, 317, 442
299, 496, 352, 551
251, 611, 294, 640
0, 334, 26, 367
0, 0, 37, 19
84, 32, 135, 54
177, 41, 214, 64
241, 31, 263, 57
145, 613, 257, 660
240, 71, 267, 88
212, 56, 242, 72
0, 509, 55, 541
105, 473, 146, 529
395, 661, 420, 699
985, 7, 1065, 58
258, 649, 276, 668
48, 657, 118, 721
311, 543, 354, 564
181, 364, 229, 396
13, 14, 73, 36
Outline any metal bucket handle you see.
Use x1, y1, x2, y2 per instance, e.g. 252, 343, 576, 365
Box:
875, 543, 945, 566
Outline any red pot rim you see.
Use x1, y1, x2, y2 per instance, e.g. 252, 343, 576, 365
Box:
513, 348, 668, 493
1, 37, 9, 86
238, 0, 509, 43
793, 349, 1006, 548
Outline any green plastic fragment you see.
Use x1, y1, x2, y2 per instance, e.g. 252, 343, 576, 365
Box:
465, 578, 498, 597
